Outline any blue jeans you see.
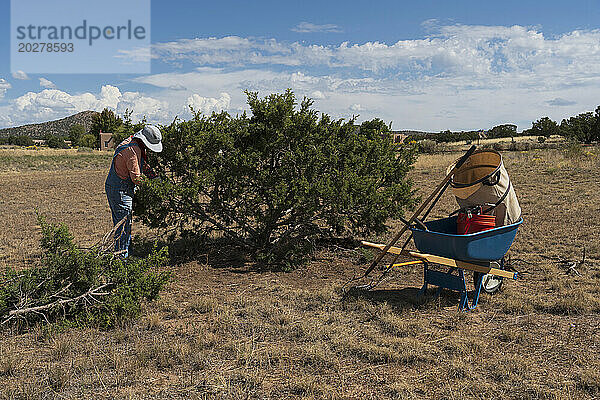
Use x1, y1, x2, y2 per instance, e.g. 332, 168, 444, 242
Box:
105, 182, 133, 258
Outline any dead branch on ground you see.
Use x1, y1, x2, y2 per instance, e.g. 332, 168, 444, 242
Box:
2, 283, 113, 325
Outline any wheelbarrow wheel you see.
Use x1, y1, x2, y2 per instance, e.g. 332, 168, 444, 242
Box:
479, 273, 503, 294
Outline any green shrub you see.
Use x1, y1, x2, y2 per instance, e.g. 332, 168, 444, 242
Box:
560, 109, 598, 144
418, 139, 448, 154
68, 124, 86, 144
78, 134, 96, 148
134, 90, 417, 268
46, 135, 69, 149
2, 135, 34, 147
418, 139, 437, 154
90, 108, 144, 148
488, 124, 517, 139
111, 131, 131, 147
563, 140, 584, 159
537, 136, 546, 143
523, 116, 559, 137
0, 215, 170, 330
492, 142, 506, 152
514, 141, 532, 151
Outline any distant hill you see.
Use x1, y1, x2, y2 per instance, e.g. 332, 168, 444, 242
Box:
0, 111, 99, 139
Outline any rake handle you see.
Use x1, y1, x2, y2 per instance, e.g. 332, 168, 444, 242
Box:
362, 145, 476, 278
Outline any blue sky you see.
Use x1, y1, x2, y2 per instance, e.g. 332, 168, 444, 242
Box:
1, 0, 599, 131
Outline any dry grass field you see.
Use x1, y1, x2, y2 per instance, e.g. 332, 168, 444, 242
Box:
1, 146, 599, 399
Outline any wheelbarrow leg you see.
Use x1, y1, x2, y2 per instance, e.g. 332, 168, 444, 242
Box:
471, 272, 484, 309
418, 263, 485, 311
460, 271, 484, 311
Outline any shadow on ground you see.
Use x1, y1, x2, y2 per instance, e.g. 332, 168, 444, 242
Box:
130, 235, 251, 272
343, 286, 479, 312
130, 234, 364, 273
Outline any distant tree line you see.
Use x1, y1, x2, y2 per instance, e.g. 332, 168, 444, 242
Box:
0, 135, 35, 146
406, 105, 600, 144
3, 103, 600, 149
554, 106, 600, 144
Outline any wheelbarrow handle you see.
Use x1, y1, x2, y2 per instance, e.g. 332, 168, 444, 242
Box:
361, 145, 477, 278
455, 145, 476, 169
398, 216, 428, 231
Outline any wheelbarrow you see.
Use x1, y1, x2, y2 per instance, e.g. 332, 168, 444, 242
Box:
351, 145, 523, 311
361, 216, 522, 310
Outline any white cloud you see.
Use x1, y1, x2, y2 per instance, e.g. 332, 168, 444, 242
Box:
13, 87, 116, 120
311, 90, 325, 99
291, 22, 343, 33
2, 85, 173, 128
0, 79, 11, 98
114, 45, 152, 62
116, 91, 171, 122
39, 78, 57, 89
187, 92, 231, 114
4, 24, 600, 131
137, 27, 600, 87
12, 70, 29, 80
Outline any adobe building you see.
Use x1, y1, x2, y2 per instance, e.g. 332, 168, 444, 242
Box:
390, 132, 408, 143
99, 131, 114, 151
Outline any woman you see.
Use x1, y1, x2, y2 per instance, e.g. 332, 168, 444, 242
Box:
105, 125, 162, 258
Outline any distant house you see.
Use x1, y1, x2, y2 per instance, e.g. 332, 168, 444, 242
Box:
100, 131, 114, 151
389, 130, 429, 144
390, 132, 408, 143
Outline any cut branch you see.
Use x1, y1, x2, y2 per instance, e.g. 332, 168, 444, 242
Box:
2, 283, 113, 324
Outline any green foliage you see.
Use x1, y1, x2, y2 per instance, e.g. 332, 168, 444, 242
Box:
90, 108, 123, 135
405, 130, 480, 144
563, 139, 584, 159
526, 117, 559, 138
112, 109, 146, 146
560, 110, 599, 144
90, 108, 123, 148
45, 135, 69, 149
488, 124, 517, 139
14, 135, 35, 146
417, 139, 448, 154
78, 134, 96, 149
0, 135, 34, 146
0, 215, 170, 329
435, 130, 480, 143
134, 90, 417, 268
89, 108, 146, 149
68, 124, 86, 144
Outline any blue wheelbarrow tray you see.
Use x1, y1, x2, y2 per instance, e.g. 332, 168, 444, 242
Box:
409, 216, 523, 262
